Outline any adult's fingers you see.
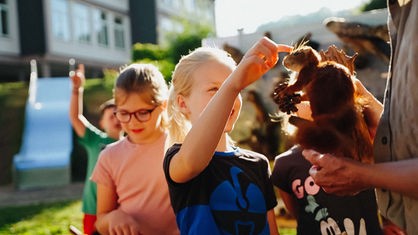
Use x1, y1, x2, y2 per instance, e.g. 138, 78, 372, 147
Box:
308, 165, 321, 177
302, 149, 324, 166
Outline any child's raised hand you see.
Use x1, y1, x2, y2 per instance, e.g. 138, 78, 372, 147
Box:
232, 37, 291, 90
70, 64, 85, 90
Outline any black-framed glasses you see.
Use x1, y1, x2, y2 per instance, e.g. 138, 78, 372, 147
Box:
114, 107, 157, 123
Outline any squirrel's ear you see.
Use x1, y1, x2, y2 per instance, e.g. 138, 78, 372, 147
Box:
320, 45, 357, 75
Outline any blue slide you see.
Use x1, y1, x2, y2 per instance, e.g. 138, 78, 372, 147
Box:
13, 76, 73, 190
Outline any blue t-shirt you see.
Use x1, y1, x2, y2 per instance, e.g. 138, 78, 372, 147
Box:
163, 144, 277, 235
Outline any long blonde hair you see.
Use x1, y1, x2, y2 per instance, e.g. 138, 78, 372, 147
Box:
168, 47, 236, 145
114, 63, 169, 128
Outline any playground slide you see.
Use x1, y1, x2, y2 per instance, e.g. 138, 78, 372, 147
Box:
13, 76, 72, 189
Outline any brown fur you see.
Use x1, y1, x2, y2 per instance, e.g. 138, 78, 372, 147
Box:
274, 45, 373, 163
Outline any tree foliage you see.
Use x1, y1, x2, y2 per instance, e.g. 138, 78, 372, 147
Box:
166, 22, 213, 64
132, 43, 167, 61
131, 21, 213, 82
360, 0, 387, 12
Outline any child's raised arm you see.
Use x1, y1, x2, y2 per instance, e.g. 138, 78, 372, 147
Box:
69, 64, 88, 137
169, 37, 291, 183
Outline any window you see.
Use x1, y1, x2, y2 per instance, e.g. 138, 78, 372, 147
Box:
73, 2, 90, 43
94, 9, 108, 46
113, 16, 125, 49
160, 0, 173, 8
51, 0, 70, 41
0, 0, 9, 37
184, 0, 195, 12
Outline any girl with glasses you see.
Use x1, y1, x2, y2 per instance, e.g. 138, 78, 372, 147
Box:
91, 63, 179, 235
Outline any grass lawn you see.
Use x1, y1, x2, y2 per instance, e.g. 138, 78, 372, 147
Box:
0, 79, 106, 233
0, 200, 82, 235
0, 199, 295, 235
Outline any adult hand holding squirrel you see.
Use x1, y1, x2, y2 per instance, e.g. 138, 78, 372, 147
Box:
303, 149, 368, 196
302, 74, 384, 196
304, 148, 418, 199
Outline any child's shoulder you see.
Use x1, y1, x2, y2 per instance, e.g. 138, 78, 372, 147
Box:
237, 147, 269, 162
100, 138, 126, 154
273, 145, 305, 166
277, 145, 302, 157
166, 143, 182, 155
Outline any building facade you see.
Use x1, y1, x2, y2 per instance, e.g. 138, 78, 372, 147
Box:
0, 0, 215, 81
155, 0, 215, 45
1, 0, 132, 80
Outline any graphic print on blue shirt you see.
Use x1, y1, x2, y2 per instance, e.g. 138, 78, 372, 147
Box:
209, 166, 269, 235
164, 145, 275, 235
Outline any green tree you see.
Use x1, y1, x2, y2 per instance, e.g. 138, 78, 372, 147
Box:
132, 43, 167, 61
131, 43, 174, 82
361, 0, 387, 12
131, 21, 213, 83
166, 21, 213, 64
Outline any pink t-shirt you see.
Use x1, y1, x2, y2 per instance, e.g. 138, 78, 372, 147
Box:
91, 133, 179, 235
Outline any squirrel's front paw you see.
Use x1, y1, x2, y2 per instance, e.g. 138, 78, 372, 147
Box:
272, 82, 301, 114
279, 93, 301, 114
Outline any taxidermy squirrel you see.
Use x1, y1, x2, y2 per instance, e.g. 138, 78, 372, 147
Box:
272, 43, 373, 163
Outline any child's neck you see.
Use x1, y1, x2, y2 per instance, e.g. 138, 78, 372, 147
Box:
215, 134, 232, 152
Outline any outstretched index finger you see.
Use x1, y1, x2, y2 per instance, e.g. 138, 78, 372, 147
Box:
277, 44, 292, 53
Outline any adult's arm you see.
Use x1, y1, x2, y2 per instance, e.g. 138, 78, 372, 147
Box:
304, 150, 418, 199
353, 79, 383, 138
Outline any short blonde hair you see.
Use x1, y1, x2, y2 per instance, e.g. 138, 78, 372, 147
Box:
167, 47, 236, 145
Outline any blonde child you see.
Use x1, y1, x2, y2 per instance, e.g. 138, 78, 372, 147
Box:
91, 63, 179, 235
163, 37, 291, 234
69, 64, 121, 235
